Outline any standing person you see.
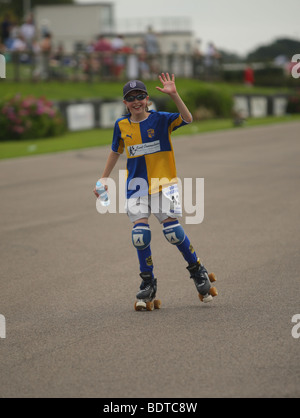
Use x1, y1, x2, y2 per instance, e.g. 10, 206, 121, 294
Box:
111, 35, 125, 79
39, 32, 52, 80
244, 65, 254, 86
204, 42, 221, 79
94, 73, 217, 310
20, 15, 35, 51
143, 26, 160, 78
94, 35, 113, 79
1, 13, 12, 47
144, 26, 160, 55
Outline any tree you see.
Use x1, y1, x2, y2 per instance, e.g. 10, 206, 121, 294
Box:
0, 0, 74, 21
247, 38, 300, 62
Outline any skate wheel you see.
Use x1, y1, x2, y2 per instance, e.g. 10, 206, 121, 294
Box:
134, 302, 141, 311
154, 299, 161, 310
146, 301, 154, 311
134, 301, 146, 311
199, 293, 213, 303
209, 287, 218, 297
208, 273, 216, 283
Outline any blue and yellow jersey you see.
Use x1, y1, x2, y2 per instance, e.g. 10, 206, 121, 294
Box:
111, 110, 190, 198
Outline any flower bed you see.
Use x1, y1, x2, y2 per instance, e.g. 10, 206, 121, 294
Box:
0, 95, 66, 140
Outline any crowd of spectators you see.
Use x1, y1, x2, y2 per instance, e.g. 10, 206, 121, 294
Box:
82, 29, 161, 81
0, 15, 163, 80
0, 14, 221, 82
0, 12, 54, 79
1, 13, 38, 54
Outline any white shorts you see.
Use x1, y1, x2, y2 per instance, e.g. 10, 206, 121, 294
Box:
126, 184, 182, 223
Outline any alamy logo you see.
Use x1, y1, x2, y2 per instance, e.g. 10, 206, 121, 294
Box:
0, 314, 6, 339
96, 171, 205, 225
0, 54, 6, 79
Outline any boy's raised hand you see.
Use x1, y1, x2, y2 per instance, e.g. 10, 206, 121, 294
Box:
156, 73, 177, 96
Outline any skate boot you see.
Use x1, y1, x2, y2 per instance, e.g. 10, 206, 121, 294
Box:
134, 272, 161, 311
187, 258, 218, 303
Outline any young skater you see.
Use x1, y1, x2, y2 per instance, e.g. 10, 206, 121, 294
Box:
94, 73, 217, 310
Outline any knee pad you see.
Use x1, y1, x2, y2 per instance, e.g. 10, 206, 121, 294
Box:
163, 222, 185, 245
132, 223, 151, 250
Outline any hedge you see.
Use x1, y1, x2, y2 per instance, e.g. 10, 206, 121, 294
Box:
0, 95, 66, 141
165, 84, 234, 120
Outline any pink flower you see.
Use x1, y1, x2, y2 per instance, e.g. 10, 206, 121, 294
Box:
12, 125, 25, 134
19, 109, 29, 117
0, 93, 65, 140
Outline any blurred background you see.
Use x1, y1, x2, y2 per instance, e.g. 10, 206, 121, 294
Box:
1, 0, 300, 83
0, 0, 300, 155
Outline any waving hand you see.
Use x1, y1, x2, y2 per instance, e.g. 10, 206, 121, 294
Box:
156, 73, 177, 96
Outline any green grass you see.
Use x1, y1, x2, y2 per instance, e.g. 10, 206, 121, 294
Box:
0, 78, 294, 102
1, 114, 300, 160
0, 128, 112, 159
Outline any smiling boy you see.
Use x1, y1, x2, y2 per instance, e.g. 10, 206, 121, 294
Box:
94, 73, 218, 310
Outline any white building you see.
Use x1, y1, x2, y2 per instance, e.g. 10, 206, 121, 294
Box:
34, 3, 115, 53
34, 4, 195, 56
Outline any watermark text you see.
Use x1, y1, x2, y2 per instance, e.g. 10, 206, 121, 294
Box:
0, 314, 6, 339
0, 54, 6, 79
96, 171, 204, 225
291, 314, 300, 339
291, 54, 300, 79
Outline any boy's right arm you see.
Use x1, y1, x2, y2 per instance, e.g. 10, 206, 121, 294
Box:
93, 150, 120, 196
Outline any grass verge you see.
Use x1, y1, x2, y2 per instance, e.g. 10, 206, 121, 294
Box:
0, 79, 294, 101
1, 114, 300, 160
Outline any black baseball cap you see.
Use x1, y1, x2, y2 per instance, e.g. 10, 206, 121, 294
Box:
123, 80, 148, 98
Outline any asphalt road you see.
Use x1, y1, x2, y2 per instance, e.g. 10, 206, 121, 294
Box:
0, 122, 299, 398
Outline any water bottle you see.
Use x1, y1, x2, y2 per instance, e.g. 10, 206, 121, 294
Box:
95, 180, 110, 207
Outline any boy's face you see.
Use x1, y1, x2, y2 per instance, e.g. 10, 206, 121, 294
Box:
123, 90, 149, 117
